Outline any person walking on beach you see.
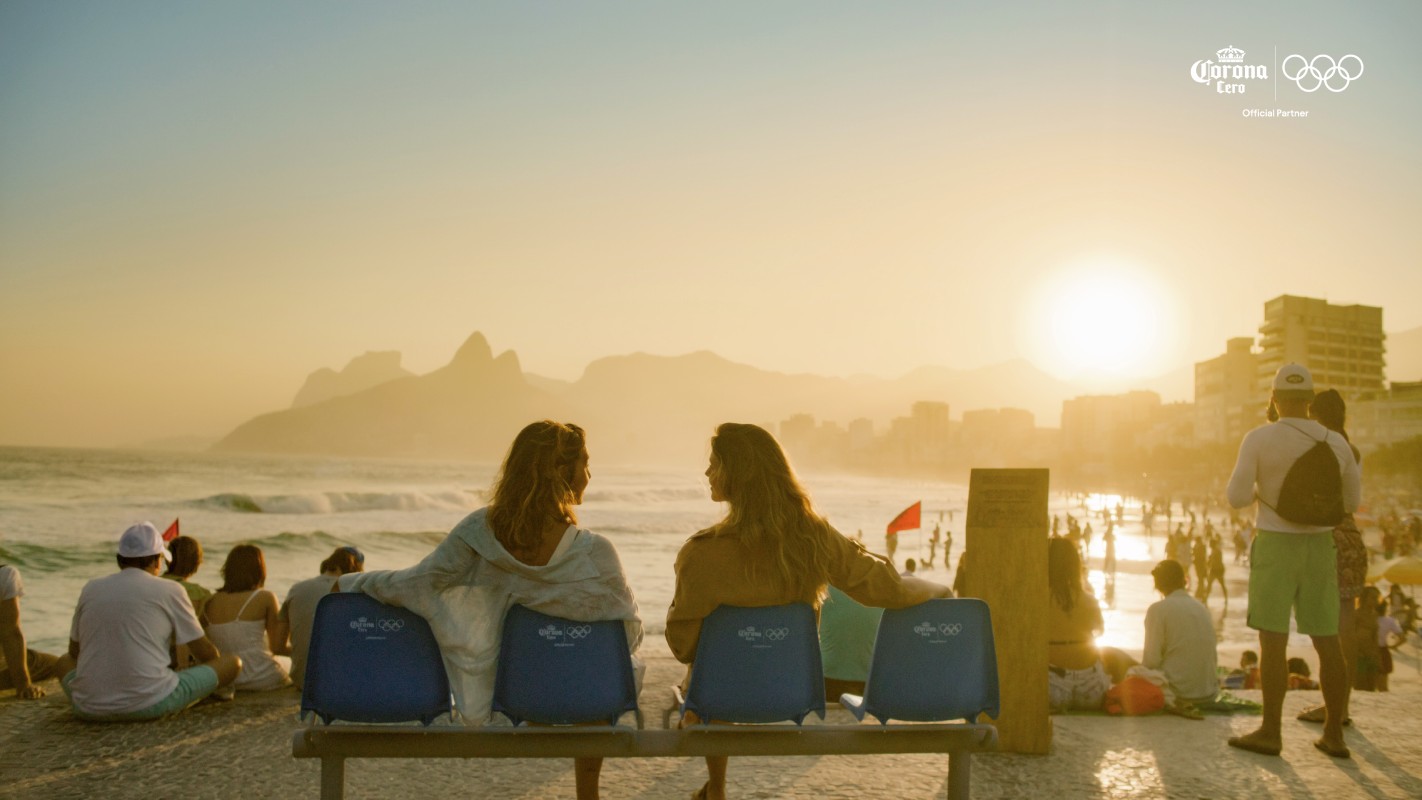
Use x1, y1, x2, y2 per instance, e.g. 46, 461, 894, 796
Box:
338, 421, 640, 800
278, 545, 364, 690
1102, 522, 1117, 578
64, 523, 242, 721
926, 523, 940, 568
668, 423, 951, 800
1, 563, 74, 699
1226, 364, 1359, 759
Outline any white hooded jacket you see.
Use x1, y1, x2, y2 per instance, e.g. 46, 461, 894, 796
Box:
337, 507, 643, 724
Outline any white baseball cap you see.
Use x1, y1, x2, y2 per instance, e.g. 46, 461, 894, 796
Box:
1272, 363, 1315, 396
118, 522, 173, 561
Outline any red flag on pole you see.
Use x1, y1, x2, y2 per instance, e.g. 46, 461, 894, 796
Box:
162, 518, 180, 543
886, 501, 922, 536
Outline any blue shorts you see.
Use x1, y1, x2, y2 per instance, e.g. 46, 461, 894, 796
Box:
63, 665, 220, 721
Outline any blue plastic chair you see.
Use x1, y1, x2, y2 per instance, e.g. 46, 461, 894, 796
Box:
300, 592, 453, 725
491, 604, 642, 727
841, 598, 1000, 724
680, 603, 825, 725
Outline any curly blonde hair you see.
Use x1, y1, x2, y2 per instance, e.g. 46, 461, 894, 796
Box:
487, 421, 586, 560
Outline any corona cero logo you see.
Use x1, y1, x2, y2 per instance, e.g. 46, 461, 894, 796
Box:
1191, 45, 1268, 94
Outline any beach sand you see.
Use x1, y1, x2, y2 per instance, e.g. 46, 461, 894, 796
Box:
4, 635, 1421, 800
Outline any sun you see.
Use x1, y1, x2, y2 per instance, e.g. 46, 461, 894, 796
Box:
1016, 259, 1181, 382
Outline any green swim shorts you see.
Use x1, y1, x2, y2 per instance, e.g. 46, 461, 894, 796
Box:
1247, 530, 1339, 636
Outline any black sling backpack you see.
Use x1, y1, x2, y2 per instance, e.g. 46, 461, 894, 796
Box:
1260, 422, 1345, 527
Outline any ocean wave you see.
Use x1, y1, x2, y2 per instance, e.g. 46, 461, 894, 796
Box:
581, 487, 708, 505
0, 541, 113, 571
194, 489, 482, 514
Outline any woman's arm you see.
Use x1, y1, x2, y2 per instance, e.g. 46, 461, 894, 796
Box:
265, 591, 291, 656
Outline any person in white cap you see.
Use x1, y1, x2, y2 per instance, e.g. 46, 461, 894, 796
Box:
1225, 364, 1360, 759
62, 523, 243, 721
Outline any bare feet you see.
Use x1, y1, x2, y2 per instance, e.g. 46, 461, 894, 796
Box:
1314, 738, 1351, 759
1227, 729, 1282, 756
1296, 705, 1351, 725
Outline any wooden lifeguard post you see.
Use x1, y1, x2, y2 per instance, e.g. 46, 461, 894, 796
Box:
962, 468, 1050, 754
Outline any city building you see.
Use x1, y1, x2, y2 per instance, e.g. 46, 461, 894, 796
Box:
1256, 295, 1386, 398
1353, 381, 1422, 454
1194, 337, 1261, 445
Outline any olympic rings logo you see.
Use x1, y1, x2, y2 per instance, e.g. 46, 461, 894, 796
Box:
1281, 54, 1364, 93
940, 623, 962, 636
377, 618, 405, 632
764, 627, 789, 641
567, 625, 591, 639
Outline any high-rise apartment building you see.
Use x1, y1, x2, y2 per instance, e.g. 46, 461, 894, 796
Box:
1256, 295, 1385, 397
1195, 337, 1261, 445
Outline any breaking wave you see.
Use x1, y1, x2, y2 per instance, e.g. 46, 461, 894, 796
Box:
194, 489, 482, 514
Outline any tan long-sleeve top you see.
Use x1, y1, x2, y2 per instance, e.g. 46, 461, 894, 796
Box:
665, 524, 924, 664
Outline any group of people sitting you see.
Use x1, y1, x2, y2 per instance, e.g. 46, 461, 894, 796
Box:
1046, 536, 1220, 718
2, 526, 368, 719
4, 420, 952, 800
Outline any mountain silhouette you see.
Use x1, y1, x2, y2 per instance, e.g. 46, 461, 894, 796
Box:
291, 351, 413, 408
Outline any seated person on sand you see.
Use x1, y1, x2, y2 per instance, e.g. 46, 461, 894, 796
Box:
1047, 536, 1110, 712
204, 544, 293, 694
819, 585, 884, 699
64, 523, 242, 721
1140, 560, 1218, 712
1287, 657, 1319, 690
1, 562, 75, 699
278, 545, 365, 690
668, 423, 951, 800
1223, 650, 1260, 690
162, 535, 214, 620
338, 421, 641, 800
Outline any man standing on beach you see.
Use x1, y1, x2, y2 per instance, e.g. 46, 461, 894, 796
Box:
64, 523, 242, 721
1225, 364, 1359, 758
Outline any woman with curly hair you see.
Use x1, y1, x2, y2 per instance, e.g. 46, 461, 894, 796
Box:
340, 421, 641, 800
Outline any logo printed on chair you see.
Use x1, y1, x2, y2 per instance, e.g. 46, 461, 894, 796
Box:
349, 616, 376, 633
538, 623, 592, 647
377, 618, 405, 632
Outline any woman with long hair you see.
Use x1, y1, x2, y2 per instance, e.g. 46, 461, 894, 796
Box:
1047, 536, 1110, 711
339, 421, 640, 800
668, 423, 950, 800
204, 544, 292, 692
1297, 388, 1366, 724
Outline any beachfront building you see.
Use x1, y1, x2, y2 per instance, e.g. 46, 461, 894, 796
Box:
907, 401, 950, 466
958, 408, 1036, 467
1352, 381, 1422, 454
1194, 337, 1262, 445
1059, 391, 1162, 475
1255, 295, 1386, 400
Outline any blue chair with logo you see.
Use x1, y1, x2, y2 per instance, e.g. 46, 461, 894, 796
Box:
300, 592, 453, 725
841, 598, 999, 724
491, 604, 642, 727
676, 603, 825, 725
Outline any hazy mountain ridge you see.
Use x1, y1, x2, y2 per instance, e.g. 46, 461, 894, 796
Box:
291, 350, 414, 408
215, 332, 1096, 464
214, 333, 565, 459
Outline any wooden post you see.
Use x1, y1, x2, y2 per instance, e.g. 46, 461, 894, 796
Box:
963, 468, 1051, 754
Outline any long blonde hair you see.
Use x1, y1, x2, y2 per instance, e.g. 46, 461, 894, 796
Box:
709, 423, 834, 604
487, 421, 585, 560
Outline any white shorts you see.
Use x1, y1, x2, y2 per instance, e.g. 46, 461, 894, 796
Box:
1048, 661, 1111, 711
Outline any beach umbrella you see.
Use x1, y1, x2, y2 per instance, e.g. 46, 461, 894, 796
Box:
1367, 556, 1422, 586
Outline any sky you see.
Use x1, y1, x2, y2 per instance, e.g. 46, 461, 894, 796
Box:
1, 1, 1419, 448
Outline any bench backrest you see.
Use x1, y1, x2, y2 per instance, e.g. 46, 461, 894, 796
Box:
491, 604, 640, 727
852, 598, 1000, 724
682, 603, 825, 725
301, 592, 453, 725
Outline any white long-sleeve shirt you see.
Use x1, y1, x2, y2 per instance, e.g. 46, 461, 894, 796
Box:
1226, 417, 1361, 533
338, 507, 643, 724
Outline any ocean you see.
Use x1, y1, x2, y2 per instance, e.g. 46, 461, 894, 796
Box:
0, 446, 1264, 659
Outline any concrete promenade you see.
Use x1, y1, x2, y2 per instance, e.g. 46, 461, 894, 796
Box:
3, 639, 1421, 800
